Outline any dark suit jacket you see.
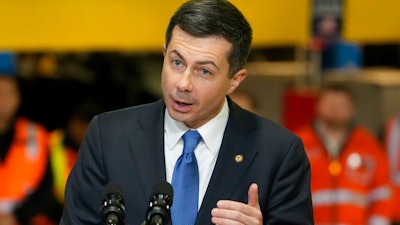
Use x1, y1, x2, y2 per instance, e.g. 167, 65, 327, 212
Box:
60, 99, 313, 225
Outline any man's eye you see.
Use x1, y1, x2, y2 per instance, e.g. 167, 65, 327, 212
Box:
200, 68, 210, 75
173, 60, 182, 66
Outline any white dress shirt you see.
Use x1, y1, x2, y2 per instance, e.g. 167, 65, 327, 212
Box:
164, 98, 229, 209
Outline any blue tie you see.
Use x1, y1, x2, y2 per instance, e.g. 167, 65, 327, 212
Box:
171, 130, 202, 225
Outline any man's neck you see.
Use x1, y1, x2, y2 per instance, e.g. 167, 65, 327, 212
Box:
0, 119, 16, 162
0, 118, 15, 135
317, 120, 348, 143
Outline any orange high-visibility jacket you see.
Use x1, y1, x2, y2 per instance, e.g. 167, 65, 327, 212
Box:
385, 116, 400, 222
0, 118, 49, 214
296, 124, 393, 225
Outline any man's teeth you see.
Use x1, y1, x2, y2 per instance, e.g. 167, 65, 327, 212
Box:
178, 101, 190, 105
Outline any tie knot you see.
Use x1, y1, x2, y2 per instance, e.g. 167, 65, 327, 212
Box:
182, 130, 202, 154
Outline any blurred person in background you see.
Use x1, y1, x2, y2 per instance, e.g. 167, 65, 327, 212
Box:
0, 54, 53, 225
384, 114, 400, 225
229, 89, 259, 114
295, 84, 393, 225
46, 101, 103, 223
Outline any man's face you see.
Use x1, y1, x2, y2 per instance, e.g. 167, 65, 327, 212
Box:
0, 76, 20, 125
317, 91, 354, 129
161, 26, 246, 128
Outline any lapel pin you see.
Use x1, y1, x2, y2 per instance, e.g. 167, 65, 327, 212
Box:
235, 154, 244, 163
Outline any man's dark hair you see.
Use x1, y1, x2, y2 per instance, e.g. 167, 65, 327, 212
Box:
165, 0, 252, 78
319, 83, 356, 104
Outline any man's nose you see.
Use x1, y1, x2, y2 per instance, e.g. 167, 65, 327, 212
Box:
176, 70, 193, 92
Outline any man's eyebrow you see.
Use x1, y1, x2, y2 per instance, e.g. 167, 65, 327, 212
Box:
170, 50, 220, 71
170, 50, 185, 61
196, 60, 219, 71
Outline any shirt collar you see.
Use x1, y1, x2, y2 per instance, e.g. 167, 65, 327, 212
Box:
164, 98, 229, 155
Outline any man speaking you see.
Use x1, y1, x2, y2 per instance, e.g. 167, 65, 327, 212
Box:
60, 0, 314, 224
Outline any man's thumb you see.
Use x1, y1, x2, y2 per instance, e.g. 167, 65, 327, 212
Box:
247, 183, 260, 208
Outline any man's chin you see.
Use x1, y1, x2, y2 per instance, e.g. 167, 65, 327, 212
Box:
325, 120, 349, 130
167, 108, 188, 121
168, 110, 202, 128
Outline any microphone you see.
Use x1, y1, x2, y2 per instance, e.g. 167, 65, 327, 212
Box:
100, 183, 126, 225
143, 181, 174, 225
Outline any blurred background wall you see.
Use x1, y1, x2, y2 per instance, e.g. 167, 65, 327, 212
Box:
1, 0, 399, 50
0, 0, 311, 50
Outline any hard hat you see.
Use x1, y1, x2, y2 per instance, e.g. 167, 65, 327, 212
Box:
0, 52, 16, 76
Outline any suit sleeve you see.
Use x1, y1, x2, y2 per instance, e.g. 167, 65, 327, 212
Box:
266, 137, 314, 225
60, 116, 106, 225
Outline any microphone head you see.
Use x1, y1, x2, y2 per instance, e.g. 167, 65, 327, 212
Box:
146, 181, 174, 224
150, 181, 173, 202
102, 183, 124, 201
100, 183, 125, 225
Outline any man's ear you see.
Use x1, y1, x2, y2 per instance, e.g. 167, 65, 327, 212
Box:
162, 44, 166, 56
227, 69, 247, 95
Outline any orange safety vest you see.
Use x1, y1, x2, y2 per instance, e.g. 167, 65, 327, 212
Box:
49, 130, 78, 203
296, 124, 393, 225
384, 116, 400, 221
0, 118, 49, 214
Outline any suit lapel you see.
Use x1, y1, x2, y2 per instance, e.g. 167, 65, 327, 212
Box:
128, 100, 167, 201
196, 100, 259, 225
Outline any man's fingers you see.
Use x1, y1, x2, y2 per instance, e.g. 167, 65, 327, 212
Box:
211, 207, 258, 225
247, 183, 260, 209
211, 183, 263, 225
